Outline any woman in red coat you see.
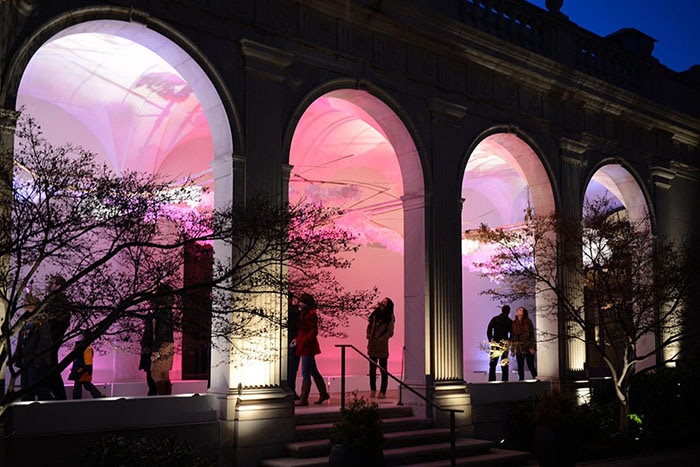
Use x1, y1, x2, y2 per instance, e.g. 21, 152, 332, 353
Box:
295, 293, 330, 406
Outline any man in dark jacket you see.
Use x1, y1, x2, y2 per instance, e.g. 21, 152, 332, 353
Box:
487, 305, 513, 382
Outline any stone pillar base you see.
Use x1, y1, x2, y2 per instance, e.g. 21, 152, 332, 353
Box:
431, 382, 474, 437
213, 386, 294, 466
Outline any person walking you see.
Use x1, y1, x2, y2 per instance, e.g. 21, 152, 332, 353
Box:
139, 312, 157, 396
512, 306, 537, 380
287, 293, 301, 400
295, 293, 330, 406
487, 305, 513, 382
366, 297, 395, 399
69, 333, 105, 399
15, 294, 54, 401
151, 284, 175, 395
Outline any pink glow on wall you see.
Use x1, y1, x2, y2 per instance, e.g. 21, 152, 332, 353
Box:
17, 27, 216, 385
17, 31, 215, 208
289, 92, 405, 384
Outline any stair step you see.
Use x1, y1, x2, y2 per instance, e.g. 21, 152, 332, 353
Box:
293, 416, 434, 441
261, 440, 517, 467
287, 427, 454, 458
383, 439, 494, 465
400, 448, 531, 466
293, 404, 413, 426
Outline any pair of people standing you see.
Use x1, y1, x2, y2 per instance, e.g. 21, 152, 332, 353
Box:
487, 305, 537, 381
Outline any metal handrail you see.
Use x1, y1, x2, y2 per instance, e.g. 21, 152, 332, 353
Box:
335, 344, 463, 466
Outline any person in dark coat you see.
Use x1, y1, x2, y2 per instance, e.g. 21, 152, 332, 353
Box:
46, 275, 71, 400
287, 294, 301, 400
295, 293, 329, 406
487, 305, 513, 382
150, 284, 175, 395
139, 312, 157, 396
512, 307, 537, 380
366, 297, 395, 399
15, 294, 54, 400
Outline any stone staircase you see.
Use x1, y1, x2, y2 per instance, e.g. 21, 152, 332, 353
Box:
260, 404, 531, 466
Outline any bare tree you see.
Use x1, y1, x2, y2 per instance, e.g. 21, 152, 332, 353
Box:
470, 196, 696, 435
0, 113, 377, 406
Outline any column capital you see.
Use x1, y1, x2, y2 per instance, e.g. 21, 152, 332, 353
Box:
651, 165, 676, 190
240, 39, 294, 81
558, 137, 588, 167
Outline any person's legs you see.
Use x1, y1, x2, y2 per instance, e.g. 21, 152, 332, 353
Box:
526, 353, 537, 378
145, 370, 157, 396
298, 355, 312, 405
516, 354, 525, 381
369, 356, 378, 396
84, 382, 104, 398
310, 356, 329, 404
49, 351, 67, 400
488, 356, 498, 381
378, 357, 389, 396
500, 351, 509, 381
72, 381, 83, 399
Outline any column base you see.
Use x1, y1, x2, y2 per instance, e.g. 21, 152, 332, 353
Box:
211, 386, 294, 466
431, 381, 474, 437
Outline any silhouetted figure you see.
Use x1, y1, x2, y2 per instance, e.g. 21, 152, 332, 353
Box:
46, 275, 71, 400
287, 294, 301, 400
367, 297, 395, 399
487, 305, 513, 382
151, 284, 175, 395
295, 293, 329, 406
15, 294, 54, 401
512, 307, 537, 380
69, 333, 105, 399
139, 312, 157, 396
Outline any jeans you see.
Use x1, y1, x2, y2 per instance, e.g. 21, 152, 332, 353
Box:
369, 356, 388, 393
516, 353, 537, 380
300, 355, 322, 382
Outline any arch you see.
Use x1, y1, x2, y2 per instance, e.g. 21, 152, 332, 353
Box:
461, 129, 558, 381
2, 10, 239, 161
584, 161, 653, 228
284, 83, 428, 390
12, 15, 237, 388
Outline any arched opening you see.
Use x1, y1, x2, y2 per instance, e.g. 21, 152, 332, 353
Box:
461, 132, 556, 382
583, 163, 655, 374
15, 19, 233, 394
288, 88, 424, 393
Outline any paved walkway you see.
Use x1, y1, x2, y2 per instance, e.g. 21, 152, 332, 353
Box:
575, 447, 700, 466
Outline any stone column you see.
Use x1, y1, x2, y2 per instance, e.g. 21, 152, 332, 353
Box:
425, 98, 472, 434
0, 109, 19, 396
209, 39, 297, 467
651, 165, 678, 367
557, 137, 588, 381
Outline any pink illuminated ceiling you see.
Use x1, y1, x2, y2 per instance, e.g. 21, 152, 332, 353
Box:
290, 95, 405, 253
17, 30, 214, 205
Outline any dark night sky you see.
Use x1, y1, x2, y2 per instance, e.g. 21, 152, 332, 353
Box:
527, 0, 700, 72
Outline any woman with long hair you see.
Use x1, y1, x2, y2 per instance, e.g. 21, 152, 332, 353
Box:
512, 306, 537, 380
366, 297, 395, 399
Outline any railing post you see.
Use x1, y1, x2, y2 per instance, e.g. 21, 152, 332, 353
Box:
450, 410, 456, 467
340, 345, 346, 410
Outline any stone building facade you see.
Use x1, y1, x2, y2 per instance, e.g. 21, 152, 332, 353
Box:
1, 0, 698, 465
